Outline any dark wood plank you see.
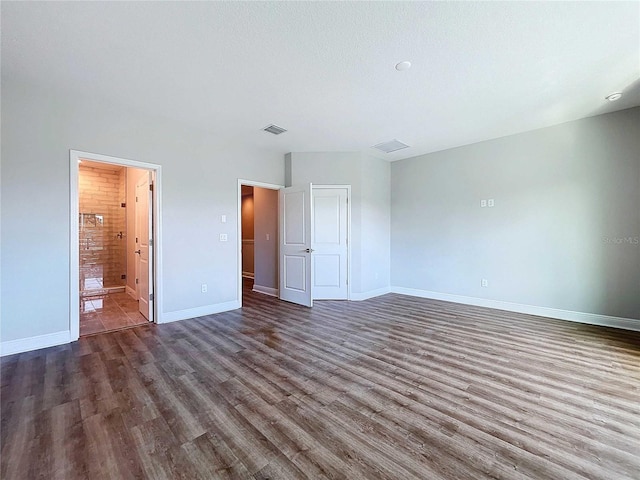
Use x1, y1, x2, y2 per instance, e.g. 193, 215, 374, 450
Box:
2, 286, 639, 479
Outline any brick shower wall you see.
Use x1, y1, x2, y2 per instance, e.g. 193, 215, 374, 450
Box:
79, 164, 127, 290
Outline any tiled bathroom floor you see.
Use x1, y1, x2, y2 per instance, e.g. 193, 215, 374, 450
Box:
80, 291, 149, 336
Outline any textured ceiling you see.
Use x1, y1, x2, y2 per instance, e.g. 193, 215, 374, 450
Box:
2, 1, 639, 161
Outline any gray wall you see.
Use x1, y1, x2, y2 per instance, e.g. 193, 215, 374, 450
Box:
289, 152, 391, 295
3, 73, 636, 347
1, 77, 284, 342
391, 107, 640, 319
359, 155, 392, 293
253, 187, 278, 290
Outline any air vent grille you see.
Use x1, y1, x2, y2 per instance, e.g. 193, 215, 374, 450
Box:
263, 124, 287, 135
372, 139, 410, 153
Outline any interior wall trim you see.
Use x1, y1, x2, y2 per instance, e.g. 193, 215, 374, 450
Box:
252, 284, 278, 297
160, 300, 241, 324
1, 331, 71, 357
350, 287, 392, 301
70, 149, 164, 338
391, 286, 640, 332
237, 178, 284, 308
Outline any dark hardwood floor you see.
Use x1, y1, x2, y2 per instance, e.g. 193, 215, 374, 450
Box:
2, 285, 640, 479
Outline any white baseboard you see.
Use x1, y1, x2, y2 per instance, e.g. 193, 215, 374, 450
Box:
160, 300, 241, 324
252, 284, 278, 297
1, 330, 71, 357
126, 285, 138, 300
390, 286, 640, 332
242, 272, 255, 279
350, 287, 391, 301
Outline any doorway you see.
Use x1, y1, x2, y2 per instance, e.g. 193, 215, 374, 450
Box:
238, 180, 281, 304
70, 150, 162, 341
237, 180, 351, 308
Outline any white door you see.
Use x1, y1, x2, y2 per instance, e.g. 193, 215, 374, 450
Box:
312, 187, 348, 299
279, 184, 313, 307
135, 173, 153, 321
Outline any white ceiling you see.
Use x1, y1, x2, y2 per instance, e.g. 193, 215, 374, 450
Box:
2, 1, 639, 161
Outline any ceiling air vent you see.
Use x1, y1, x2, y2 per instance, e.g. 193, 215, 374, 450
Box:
263, 124, 287, 135
372, 139, 410, 153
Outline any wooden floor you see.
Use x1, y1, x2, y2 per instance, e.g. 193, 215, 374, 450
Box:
2, 287, 639, 479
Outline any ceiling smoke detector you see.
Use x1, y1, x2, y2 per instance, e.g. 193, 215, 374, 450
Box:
262, 124, 287, 135
372, 139, 410, 153
605, 92, 622, 102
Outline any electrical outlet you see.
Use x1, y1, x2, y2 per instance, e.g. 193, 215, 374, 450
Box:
201, 284, 207, 293
481, 279, 489, 287
488, 199, 495, 207
219, 233, 228, 242
480, 199, 487, 208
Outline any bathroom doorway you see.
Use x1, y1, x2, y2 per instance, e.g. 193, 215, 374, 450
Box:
70, 150, 162, 340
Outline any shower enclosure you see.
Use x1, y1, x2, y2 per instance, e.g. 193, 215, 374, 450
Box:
78, 162, 127, 296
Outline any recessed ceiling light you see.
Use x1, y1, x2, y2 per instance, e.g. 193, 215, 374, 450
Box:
605, 92, 622, 102
395, 61, 411, 71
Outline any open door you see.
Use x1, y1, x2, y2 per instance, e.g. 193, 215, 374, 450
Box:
135, 173, 153, 321
279, 184, 313, 307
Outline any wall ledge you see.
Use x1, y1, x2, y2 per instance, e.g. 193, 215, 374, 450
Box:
1, 330, 71, 357
160, 300, 241, 324
390, 286, 640, 332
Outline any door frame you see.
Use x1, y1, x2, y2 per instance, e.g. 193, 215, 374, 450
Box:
69, 150, 163, 341
312, 185, 352, 301
237, 179, 283, 307
134, 172, 154, 322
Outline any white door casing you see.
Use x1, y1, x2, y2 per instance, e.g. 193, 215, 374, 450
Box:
312, 187, 349, 300
236, 179, 284, 306
279, 184, 313, 307
135, 173, 153, 321
70, 149, 162, 340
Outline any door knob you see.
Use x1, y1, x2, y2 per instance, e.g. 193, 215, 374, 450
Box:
134, 250, 141, 254
305, 248, 314, 253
